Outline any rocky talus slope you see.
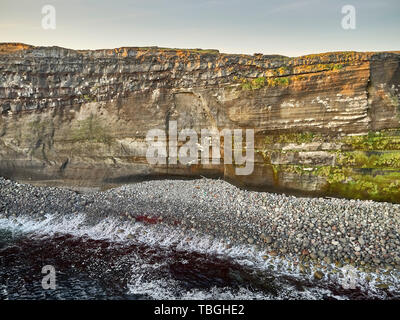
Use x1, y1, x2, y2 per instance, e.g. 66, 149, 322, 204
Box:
0, 43, 400, 202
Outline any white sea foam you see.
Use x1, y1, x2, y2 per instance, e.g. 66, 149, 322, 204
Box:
0, 212, 399, 300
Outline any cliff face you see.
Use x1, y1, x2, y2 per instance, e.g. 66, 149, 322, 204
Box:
1, 43, 400, 202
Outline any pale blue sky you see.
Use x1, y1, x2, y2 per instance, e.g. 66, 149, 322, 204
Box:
0, 0, 399, 56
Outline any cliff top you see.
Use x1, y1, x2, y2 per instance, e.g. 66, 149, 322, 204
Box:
0, 43, 33, 54
1, 42, 399, 59
1, 43, 399, 71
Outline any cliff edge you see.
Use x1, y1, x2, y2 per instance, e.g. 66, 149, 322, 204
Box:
1, 43, 400, 202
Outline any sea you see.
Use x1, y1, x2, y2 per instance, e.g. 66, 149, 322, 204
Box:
0, 212, 399, 300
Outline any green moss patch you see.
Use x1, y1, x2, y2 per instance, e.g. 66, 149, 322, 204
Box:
236, 76, 290, 90
256, 129, 400, 202
337, 150, 400, 169
342, 130, 400, 151
264, 132, 319, 146
329, 169, 400, 202
71, 115, 113, 145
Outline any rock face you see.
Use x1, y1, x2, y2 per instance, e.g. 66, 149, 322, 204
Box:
1, 43, 400, 202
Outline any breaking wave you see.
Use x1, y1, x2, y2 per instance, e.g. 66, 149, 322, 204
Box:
0, 211, 399, 300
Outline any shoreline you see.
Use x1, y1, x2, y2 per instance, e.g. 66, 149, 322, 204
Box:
1, 176, 400, 285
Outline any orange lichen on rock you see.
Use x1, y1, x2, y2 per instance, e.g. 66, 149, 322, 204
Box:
0, 43, 32, 55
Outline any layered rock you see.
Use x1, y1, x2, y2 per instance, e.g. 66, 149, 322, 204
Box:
0, 43, 400, 202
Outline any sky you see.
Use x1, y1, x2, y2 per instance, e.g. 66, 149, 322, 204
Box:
0, 0, 399, 57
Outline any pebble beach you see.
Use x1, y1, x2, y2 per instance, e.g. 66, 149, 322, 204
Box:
1, 176, 400, 279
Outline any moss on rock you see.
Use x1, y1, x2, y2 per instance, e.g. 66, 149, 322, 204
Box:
71, 114, 113, 145
256, 129, 400, 202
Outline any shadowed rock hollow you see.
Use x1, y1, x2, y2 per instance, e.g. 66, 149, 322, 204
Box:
0, 43, 400, 202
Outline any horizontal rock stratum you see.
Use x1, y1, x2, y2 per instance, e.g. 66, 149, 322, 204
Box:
0, 43, 400, 202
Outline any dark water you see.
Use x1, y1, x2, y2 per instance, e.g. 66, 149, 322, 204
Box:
0, 228, 285, 300
0, 215, 398, 300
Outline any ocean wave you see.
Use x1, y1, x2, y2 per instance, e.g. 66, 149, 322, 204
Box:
1, 211, 399, 300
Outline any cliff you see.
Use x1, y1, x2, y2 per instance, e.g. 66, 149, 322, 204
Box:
1, 43, 400, 202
